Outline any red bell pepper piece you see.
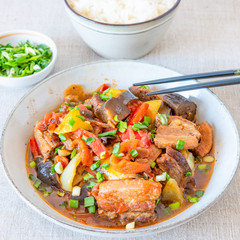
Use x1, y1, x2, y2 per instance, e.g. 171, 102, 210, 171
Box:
127, 102, 149, 125
30, 138, 40, 157
54, 156, 69, 169
99, 84, 109, 94
73, 129, 110, 159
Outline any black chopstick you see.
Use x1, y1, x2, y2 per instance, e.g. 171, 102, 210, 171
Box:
146, 77, 240, 95
133, 69, 239, 86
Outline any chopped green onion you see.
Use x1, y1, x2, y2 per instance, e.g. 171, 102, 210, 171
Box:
114, 115, 119, 122
68, 107, 74, 111
117, 121, 127, 133
75, 106, 80, 110
59, 133, 67, 142
70, 199, 79, 208
176, 140, 185, 150
85, 104, 92, 110
97, 130, 117, 137
83, 173, 95, 181
149, 178, 154, 182
96, 172, 105, 183
185, 172, 192, 177
84, 196, 95, 207
169, 202, 180, 210
197, 164, 210, 170
142, 116, 151, 127
150, 130, 156, 143
51, 164, 56, 174
34, 180, 41, 188
196, 156, 201, 162
77, 115, 85, 121
132, 122, 148, 131
130, 149, 139, 158
102, 88, 110, 95
70, 149, 77, 159
150, 161, 156, 169
195, 190, 205, 197
112, 143, 121, 157
88, 205, 96, 213
157, 113, 169, 125
84, 137, 95, 145
68, 118, 76, 127
141, 85, 150, 89
92, 92, 97, 95
43, 191, 52, 197
164, 207, 171, 215
58, 191, 65, 197
30, 160, 36, 168
99, 93, 111, 100
156, 198, 160, 205
188, 197, 199, 203
90, 160, 101, 170
59, 201, 68, 208
87, 182, 97, 188
28, 174, 35, 181
38, 187, 47, 192
54, 145, 63, 155
64, 102, 70, 105
166, 173, 171, 180
101, 163, 110, 169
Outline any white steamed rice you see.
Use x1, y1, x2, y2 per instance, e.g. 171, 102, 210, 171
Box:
68, 0, 177, 24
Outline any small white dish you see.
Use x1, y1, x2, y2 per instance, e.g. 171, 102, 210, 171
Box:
64, 0, 181, 59
1, 61, 239, 237
0, 30, 57, 88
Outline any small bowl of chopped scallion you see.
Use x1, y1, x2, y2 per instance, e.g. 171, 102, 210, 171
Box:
0, 30, 57, 87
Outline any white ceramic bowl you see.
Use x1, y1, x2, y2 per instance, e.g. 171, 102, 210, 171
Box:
1, 61, 239, 237
0, 30, 57, 88
64, 0, 181, 59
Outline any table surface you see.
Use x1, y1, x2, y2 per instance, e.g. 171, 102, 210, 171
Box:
1, 0, 240, 239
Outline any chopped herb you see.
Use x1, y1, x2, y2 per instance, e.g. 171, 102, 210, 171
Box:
150, 162, 156, 169
164, 207, 171, 215
68, 107, 74, 111
70, 199, 79, 208
51, 164, 56, 174
141, 85, 150, 89
176, 140, 185, 150
38, 187, 47, 192
84, 196, 95, 207
169, 202, 180, 210
130, 149, 139, 158
34, 180, 41, 188
87, 182, 97, 188
196, 156, 201, 162
70, 149, 77, 159
90, 160, 101, 170
83, 173, 95, 181
74, 106, 80, 110
117, 121, 127, 133
59, 133, 67, 142
68, 118, 76, 127
102, 88, 110, 95
142, 116, 151, 127
101, 163, 110, 169
30, 160, 36, 168
188, 197, 199, 203
150, 130, 156, 143
92, 92, 97, 95
149, 178, 154, 182
77, 115, 85, 121
58, 191, 65, 197
132, 122, 148, 131
112, 143, 121, 157
97, 130, 117, 137
43, 191, 52, 197
99, 93, 111, 100
54, 145, 63, 155
197, 164, 210, 171
64, 102, 70, 105
185, 172, 192, 177
96, 172, 105, 183
85, 104, 92, 110
59, 201, 68, 208
114, 115, 119, 122
195, 190, 205, 197
88, 205, 96, 213
156, 198, 160, 205
28, 174, 35, 181
166, 173, 171, 180
85, 137, 95, 145
157, 113, 169, 125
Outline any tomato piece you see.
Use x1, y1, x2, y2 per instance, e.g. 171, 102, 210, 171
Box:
127, 102, 149, 125
99, 84, 109, 94
30, 138, 40, 157
55, 156, 69, 169
74, 139, 93, 166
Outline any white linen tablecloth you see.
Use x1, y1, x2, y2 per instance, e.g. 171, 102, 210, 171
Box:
1, 0, 240, 239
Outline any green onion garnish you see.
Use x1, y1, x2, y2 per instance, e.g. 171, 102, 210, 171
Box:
185, 172, 192, 177
99, 94, 111, 100
28, 174, 35, 181
77, 115, 85, 121
68, 118, 76, 127
102, 88, 110, 95
132, 122, 148, 131
68, 107, 74, 111
51, 164, 56, 174
197, 164, 210, 170
142, 116, 151, 127
59, 133, 67, 142
166, 173, 171, 180
87, 182, 97, 188
156, 198, 160, 205
34, 180, 41, 189
59, 202, 68, 208
157, 113, 169, 125
140, 85, 150, 89
84, 196, 95, 207
150, 162, 156, 169
88, 205, 96, 213
114, 115, 119, 122
83, 173, 95, 181
97, 130, 117, 137
117, 121, 127, 133
176, 140, 185, 150
58, 191, 65, 197
70, 199, 79, 208
169, 202, 180, 210
43, 191, 52, 197
164, 207, 171, 215
38, 187, 47, 192
85, 104, 92, 110
64, 102, 70, 105
75, 106, 80, 110
101, 163, 110, 169
112, 143, 121, 157
188, 197, 199, 203
54, 145, 63, 155
96, 172, 105, 183
70, 149, 77, 159
150, 130, 156, 143
130, 149, 139, 158
30, 160, 36, 168
195, 190, 204, 197
90, 160, 101, 171
196, 156, 201, 162
83, 137, 95, 145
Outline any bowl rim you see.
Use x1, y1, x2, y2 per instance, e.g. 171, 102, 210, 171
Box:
1, 60, 239, 237
0, 29, 57, 81
64, 0, 181, 27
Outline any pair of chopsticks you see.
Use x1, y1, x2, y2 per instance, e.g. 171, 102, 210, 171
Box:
133, 69, 240, 95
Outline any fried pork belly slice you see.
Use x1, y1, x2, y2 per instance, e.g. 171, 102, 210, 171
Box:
155, 116, 201, 149
92, 179, 161, 223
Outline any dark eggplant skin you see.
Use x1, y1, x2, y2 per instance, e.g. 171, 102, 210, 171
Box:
71, 182, 92, 204
35, 157, 60, 188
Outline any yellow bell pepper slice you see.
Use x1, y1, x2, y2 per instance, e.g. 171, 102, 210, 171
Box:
105, 88, 125, 98
54, 108, 92, 134
145, 100, 162, 123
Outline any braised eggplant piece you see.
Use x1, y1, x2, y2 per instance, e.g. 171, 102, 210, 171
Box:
71, 182, 91, 204
35, 157, 60, 188
116, 90, 138, 105
129, 86, 161, 101
162, 93, 197, 121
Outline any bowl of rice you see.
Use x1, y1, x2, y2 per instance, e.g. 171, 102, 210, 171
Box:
64, 0, 181, 59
